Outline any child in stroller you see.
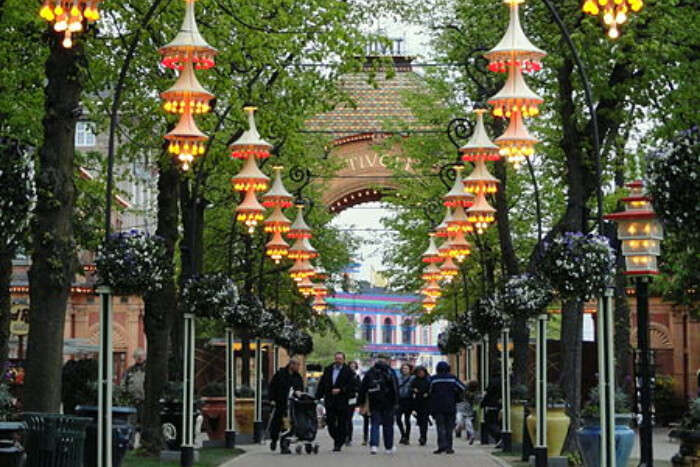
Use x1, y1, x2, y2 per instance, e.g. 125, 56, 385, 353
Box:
279, 391, 320, 455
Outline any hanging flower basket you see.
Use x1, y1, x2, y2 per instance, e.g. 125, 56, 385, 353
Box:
503, 273, 553, 321
469, 294, 505, 336
646, 127, 699, 239
255, 308, 285, 339
181, 273, 238, 320
438, 324, 465, 355
222, 295, 263, 335
539, 232, 615, 302
96, 231, 172, 296
275, 323, 313, 356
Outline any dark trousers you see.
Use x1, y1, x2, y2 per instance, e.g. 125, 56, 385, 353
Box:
269, 404, 286, 441
346, 406, 355, 442
396, 405, 412, 439
484, 407, 502, 443
434, 412, 456, 451
326, 405, 349, 448
362, 414, 370, 443
370, 407, 395, 449
415, 405, 429, 440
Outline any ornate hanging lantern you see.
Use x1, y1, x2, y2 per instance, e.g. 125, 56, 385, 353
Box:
231, 155, 269, 192
164, 110, 208, 171
159, 0, 217, 70
464, 158, 500, 195
288, 237, 318, 261
435, 208, 454, 238
460, 109, 501, 163
447, 230, 472, 262
422, 295, 437, 312
421, 234, 443, 263
289, 259, 315, 281
262, 166, 294, 208
297, 276, 315, 296
443, 166, 475, 208
421, 280, 442, 298
40, 0, 103, 49
467, 193, 497, 234
265, 231, 289, 263
447, 205, 474, 234
161, 62, 214, 115
422, 263, 443, 282
288, 204, 313, 239
439, 257, 460, 282
312, 294, 328, 312
235, 188, 265, 233
438, 237, 453, 260
489, 65, 543, 119
495, 112, 537, 168
313, 283, 329, 298
229, 107, 273, 160
582, 0, 641, 39
484, 1, 546, 73
263, 206, 291, 234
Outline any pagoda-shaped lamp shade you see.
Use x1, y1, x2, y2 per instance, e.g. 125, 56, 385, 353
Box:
263, 205, 291, 234
467, 193, 497, 234
161, 61, 214, 115
229, 107, 273, 160
164, 109, 208, 171
421, 235, 442, 263
484, 1, 546, 73
159, 0, 217, 69
464, 158, 500, 195
236, 188, 265, 233
422, 295, 437, 312
489, 65, 543, 119
443, 165, 475, 208
289, 259, 314, 281
582, 0, 641, 39
297, 276, 315, 297
440, 257, 460, 282
313, 283, 328, 298
265, 230, 289, 263
422, 263, 443, 282
435, 208, 453, 238
447, 205, 474, 234
495, 111, 537, 168
288, 237, 318, 261
40, 0, 103, 48
312, 294, 327, 312
438, 237, 452, 259
262, 166, 294, 208
231, 154, 269, 192
422, 280, 442, 298
288, 204, 312, 239
460, 109, 501, 162
604, 181, 663, 275
447, 230, 472, 262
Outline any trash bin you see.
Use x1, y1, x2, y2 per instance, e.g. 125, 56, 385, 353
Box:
74, 406, 136, 467
159, 399, 200, 451
0, 439, 24, 467
22, 412, 91, 467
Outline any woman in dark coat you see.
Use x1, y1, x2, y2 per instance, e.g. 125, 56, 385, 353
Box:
410, 365, 431, 446
346, 361, 361, 446
396, 363, 414, 445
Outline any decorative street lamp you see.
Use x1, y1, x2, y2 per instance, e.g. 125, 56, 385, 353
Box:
446, 230, 472, 262
422, 295, 437, 312
289, 259, 315, 281
421, 234, 443, 263
422, 263, 443, 282
439, 257, 460, 283
39, 0, 103, 48
605, 180, 663, 466
581, 0, 642, 39
467, 194, 497, 234
262, 166, 293, 262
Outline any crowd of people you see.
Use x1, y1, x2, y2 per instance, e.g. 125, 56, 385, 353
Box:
269, 352, 495, 456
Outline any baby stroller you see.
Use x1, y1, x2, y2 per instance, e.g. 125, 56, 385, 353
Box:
279, 392, 320, 455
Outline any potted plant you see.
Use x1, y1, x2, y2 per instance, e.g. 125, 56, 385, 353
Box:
669, 398, 700, 466
576, 386, 635, 467
510, 384, 529, 446
526, 384, 571, 457
233, 386, 256, 439
199, 382, 227, 442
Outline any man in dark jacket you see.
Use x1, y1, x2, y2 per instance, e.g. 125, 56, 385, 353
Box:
410, 365, 431, 446
430, 361, 466, 454
268, 358, 303, 451
316, 352, 355, 451
358, 356, 400, 454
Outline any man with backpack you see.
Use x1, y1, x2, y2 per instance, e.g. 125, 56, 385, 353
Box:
430, 361, 466, 454
316, 352, 355, 452
358, 355, 399, 455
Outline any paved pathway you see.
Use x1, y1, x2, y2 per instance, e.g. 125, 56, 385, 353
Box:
222, 416, 506, 467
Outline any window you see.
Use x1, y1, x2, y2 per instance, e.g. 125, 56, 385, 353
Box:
363, 317, 373, 342
422, 326, 430, 345
382, 318, 393, 344
75, 122, 96, 147
402, 319, 412, 344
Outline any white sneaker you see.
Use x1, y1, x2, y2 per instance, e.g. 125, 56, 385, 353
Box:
370, 446, 378, 454
385, 447, 396, 455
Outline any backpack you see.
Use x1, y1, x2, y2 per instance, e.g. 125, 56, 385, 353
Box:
367, 367, 394, 406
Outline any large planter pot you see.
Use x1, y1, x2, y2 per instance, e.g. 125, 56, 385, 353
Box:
576, 415, 636, 467
511, 403, 526, 445
526, 406, 571, 457
200, 397, 227, 441
235, 398, 255, 435
669, 429, 700, 467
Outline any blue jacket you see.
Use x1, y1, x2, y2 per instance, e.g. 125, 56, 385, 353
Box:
429, 363, 466, 414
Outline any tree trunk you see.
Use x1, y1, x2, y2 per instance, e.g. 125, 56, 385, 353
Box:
0, 255, 12, 369
141, 156, 179, 453
23, 38, 82, 412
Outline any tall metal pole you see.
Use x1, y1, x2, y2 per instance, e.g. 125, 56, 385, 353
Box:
225, 327, 236, 449
501, 327, 512, 451
253, 338, 264, 443
598, 288, 616, 467
636, 277, 653, 466
181, 313, 196, 465
97, 285, 113, 467
273, 344, 280, 372
480, 336, 490, 445
535, 313, 548, 467
466, 344, 473, 381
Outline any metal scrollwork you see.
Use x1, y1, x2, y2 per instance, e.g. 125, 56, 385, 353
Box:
422, 198, 444, 229
447, 117, 474, 149
288, 165, 313, 200
438, 161, 463, 190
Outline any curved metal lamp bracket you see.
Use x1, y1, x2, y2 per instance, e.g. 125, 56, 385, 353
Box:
288, 165, 314, 203
447, 117, 474, 149
422, 198, 444, 229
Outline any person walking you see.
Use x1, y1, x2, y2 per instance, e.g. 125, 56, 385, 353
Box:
481, 379, 502, 446
410, 365, 431, 446
268, 358, 304, 451
430, 361, 466, 454
316, 352, 355, 452
396, 363, 414, 445
358, 355, 399, 455
346, 361, 361, 446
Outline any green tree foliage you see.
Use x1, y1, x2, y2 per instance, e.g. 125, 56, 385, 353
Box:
307, 314, 367, 366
